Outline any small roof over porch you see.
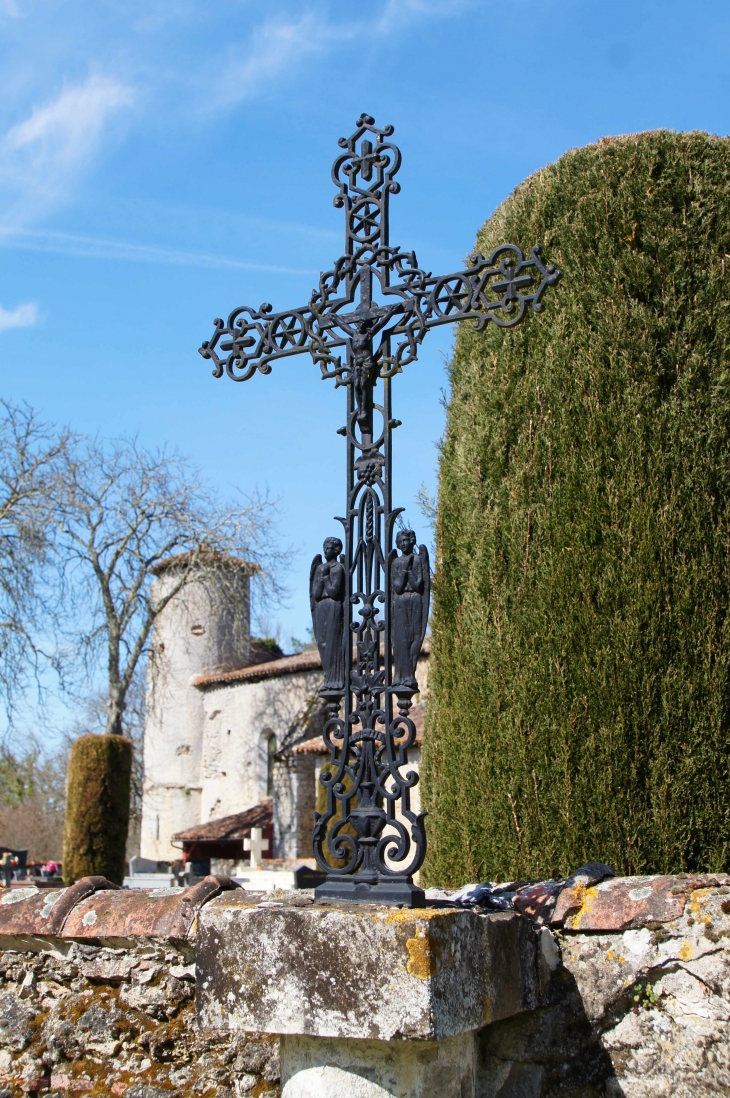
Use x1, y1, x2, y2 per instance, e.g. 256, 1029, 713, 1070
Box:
172, 799, 273, 863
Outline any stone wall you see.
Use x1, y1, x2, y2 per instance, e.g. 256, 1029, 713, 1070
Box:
0, 941, 279, 1097
141, 562, 253, 863
196, 665, 323, 849
476, 872, 730, 1097
0, 876, 279, 1097
271, 753, 317, 863
0, 871, 726, 1096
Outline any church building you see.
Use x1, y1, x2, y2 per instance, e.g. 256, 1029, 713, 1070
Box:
139, 555, 429, 868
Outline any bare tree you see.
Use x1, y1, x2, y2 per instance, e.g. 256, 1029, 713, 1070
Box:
0, 401, 69, 716
56, 436, 283, 738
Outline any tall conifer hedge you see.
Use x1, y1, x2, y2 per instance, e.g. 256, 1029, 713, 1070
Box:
423, 131, 730, 885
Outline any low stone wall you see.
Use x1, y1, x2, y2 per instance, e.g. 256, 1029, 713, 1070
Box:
0, 876, 279, 1097
0, 942, 278, 1097
0, 872, 725, 1096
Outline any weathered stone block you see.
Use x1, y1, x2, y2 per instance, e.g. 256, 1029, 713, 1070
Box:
197, 892, 539, 1042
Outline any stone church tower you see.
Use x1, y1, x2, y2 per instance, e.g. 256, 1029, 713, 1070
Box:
140, 555, 254, 862
139, 554, 429, 866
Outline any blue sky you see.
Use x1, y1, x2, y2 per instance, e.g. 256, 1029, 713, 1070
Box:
1, 0, 729, 660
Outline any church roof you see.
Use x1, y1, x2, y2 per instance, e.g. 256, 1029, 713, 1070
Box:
194, 637, 431, 690
194, 648, 322, 689
292, 702, 427, 754
171, 799, 273, 842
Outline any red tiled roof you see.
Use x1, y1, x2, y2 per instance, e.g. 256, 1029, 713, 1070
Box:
194, 639, 431, 690
293, 702, 426, 754
171, 799, 273, 842
194, 648, 322, 688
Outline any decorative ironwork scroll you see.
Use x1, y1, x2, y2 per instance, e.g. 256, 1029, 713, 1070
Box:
200, 114, 562, 907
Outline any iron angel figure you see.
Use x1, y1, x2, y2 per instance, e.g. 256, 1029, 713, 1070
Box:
391, 529, 430, 691
310, 537, 346, 692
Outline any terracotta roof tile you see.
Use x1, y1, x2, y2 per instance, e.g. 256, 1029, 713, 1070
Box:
172, 800, 273, 842
195, 640, 431, 690
62, 875, 240, 941
151, 550, 257, 576
194, 649, 322, 688
0, 874, 241, 946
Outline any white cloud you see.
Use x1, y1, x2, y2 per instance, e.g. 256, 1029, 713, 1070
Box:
0, 75, 134, 224
212, 12, 349, 110
0, 301, 37, 331
209, 0, 471, 111
0, 225, 314, 274
376, 0, 472, 33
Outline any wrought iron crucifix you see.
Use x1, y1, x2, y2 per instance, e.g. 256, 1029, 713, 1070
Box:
200, 114, 561, 907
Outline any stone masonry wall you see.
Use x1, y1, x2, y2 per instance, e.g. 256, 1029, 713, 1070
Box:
475, 872, 730, 1097
0, 872, 726, 1096
0, 942, 279, 1098
0, 876, 279, 1098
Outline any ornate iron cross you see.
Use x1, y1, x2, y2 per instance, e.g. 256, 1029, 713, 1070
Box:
200, 114, 561, 907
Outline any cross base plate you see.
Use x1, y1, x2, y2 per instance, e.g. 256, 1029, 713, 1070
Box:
314, 875, 425, 907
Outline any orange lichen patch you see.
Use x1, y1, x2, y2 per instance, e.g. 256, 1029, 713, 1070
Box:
483, 995, 492, 1024
606, 950, 616, 961
690, 888, 713, 917
566, 886, 599, 930
250, 1081, 280, 1098
566, 884, 585, 907
378, 908, 449, 925
406, 929, 434, 979
678, 941, 693, 961
550, 882, 591, 926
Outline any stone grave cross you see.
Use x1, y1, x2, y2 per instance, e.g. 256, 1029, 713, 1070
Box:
244, 827, 269, 870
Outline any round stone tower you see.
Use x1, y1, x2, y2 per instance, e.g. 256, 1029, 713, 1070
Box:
140, 553, 254, 862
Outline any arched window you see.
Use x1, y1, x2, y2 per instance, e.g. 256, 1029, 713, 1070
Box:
266, 733, 277, 797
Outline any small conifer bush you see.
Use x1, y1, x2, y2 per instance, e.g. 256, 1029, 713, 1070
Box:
63, 733, 132, 885
423, 131, 730, 885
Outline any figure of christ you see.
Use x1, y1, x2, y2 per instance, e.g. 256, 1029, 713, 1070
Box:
351, 321, 378, 434
391, 529, 430, 691
310, 537, 346, 692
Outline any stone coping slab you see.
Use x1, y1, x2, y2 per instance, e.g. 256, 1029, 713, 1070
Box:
196, 892, 540, 1041
561, 873, 728, 930
0, 872, 723, 949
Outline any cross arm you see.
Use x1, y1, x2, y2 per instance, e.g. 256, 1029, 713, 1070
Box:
378, 244, 561, 374
421, 244, 561, 331
199, 299, 335, 382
